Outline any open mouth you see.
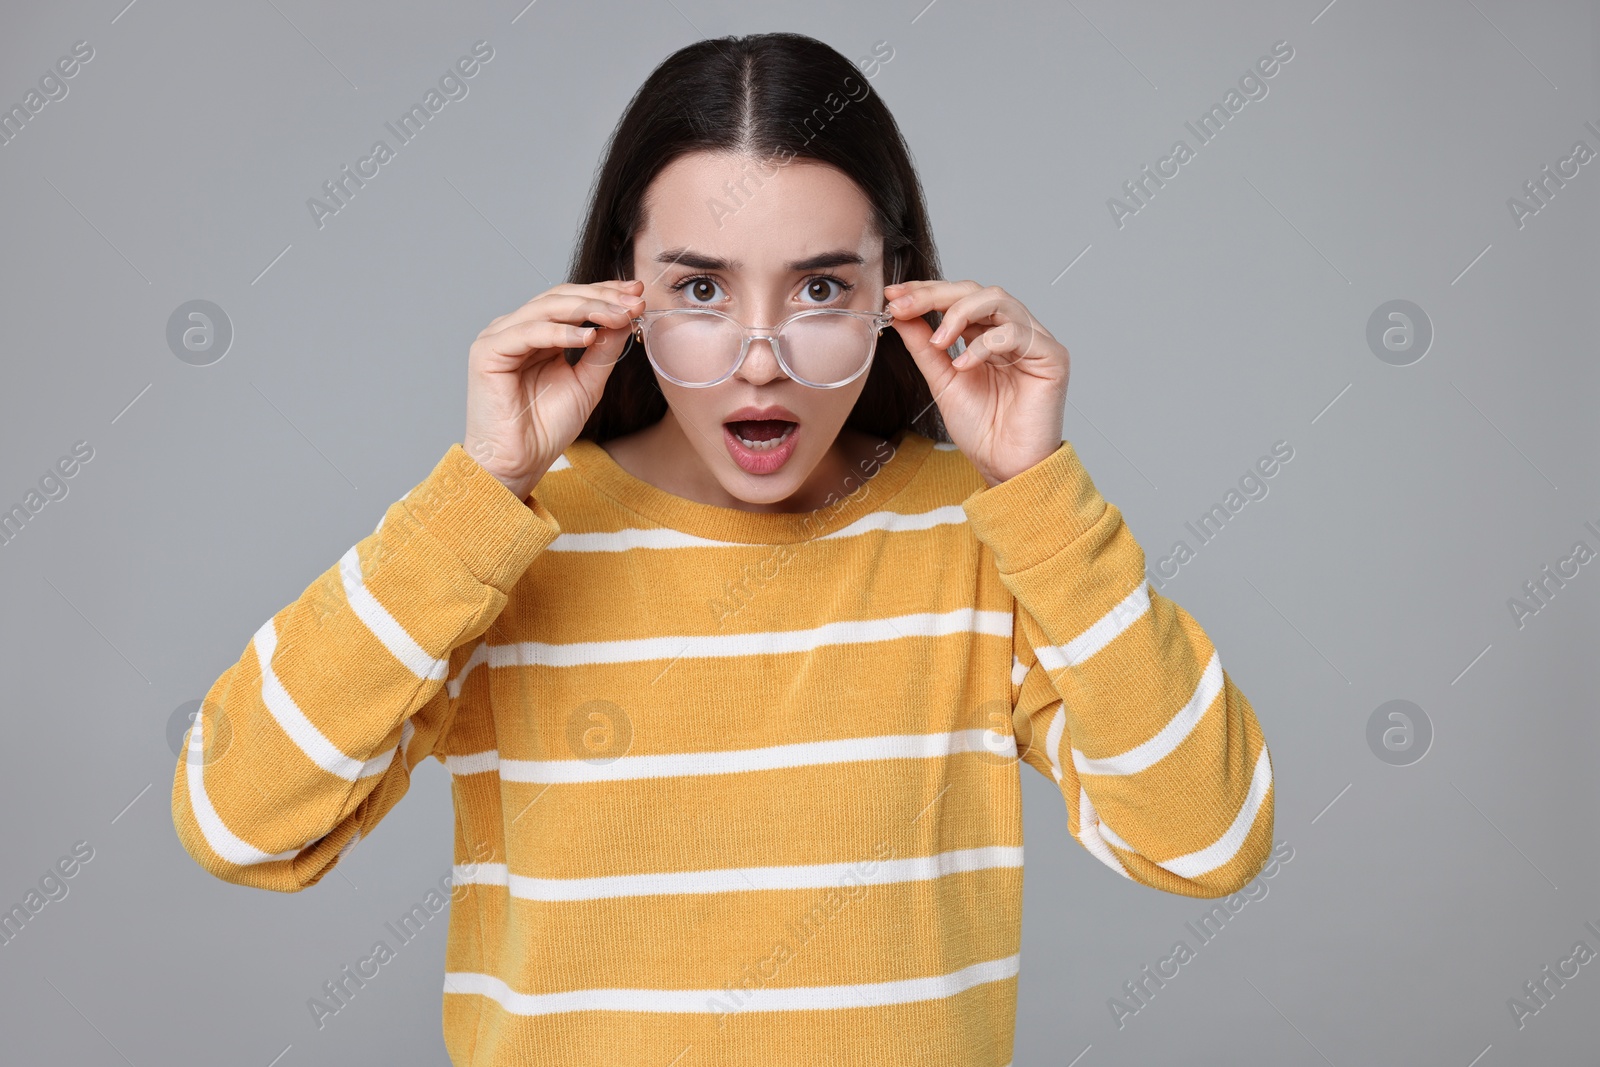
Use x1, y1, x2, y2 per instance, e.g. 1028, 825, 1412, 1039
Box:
722, 417, 801, 474
725, 419, 797, 452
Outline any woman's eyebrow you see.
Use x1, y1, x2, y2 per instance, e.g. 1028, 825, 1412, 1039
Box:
653, 248, 866, 272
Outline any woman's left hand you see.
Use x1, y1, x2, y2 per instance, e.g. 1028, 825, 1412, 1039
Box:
884, 280, 1071, 487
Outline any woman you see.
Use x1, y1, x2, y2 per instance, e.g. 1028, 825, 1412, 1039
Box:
172, 31, 1274, 1066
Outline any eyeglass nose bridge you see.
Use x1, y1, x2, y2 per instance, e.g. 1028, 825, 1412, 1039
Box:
729, 323, 791, 378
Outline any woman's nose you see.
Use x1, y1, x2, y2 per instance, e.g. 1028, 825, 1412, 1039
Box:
734, 333, 788, 385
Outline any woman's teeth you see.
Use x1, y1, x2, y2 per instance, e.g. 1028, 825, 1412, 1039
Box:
730, 421, 795, 451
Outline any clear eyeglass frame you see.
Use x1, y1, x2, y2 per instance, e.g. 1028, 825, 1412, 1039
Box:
623, 306, 895, 389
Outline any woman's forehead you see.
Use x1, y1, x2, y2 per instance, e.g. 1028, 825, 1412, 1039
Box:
638, 152, 878, 264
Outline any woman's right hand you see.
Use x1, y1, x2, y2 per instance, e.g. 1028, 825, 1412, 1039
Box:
462, 278, 645, 500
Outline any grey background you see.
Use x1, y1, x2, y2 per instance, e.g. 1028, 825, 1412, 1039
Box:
1, 0, 1596, 1064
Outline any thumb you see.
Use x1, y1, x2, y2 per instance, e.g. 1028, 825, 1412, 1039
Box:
891, 314, 957, 392
570, 324, 630, 395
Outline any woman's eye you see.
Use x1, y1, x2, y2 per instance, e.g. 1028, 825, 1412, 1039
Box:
678, 277, 724, 303
802, 277, 850, 303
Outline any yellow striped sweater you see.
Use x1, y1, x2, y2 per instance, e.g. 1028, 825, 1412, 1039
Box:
171, 427, 1274, 1066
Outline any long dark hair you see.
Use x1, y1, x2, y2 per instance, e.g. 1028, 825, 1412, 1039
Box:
565, 32, 950, 446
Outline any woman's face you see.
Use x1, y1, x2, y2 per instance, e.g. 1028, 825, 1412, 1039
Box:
628, 149, 887, 507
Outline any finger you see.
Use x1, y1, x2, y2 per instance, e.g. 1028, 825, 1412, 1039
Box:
486, 283, 644, 332
887, 311, 960, 393
571, 322, 632, 387
884, 278, 983, 319
570, 337, 624, 397
933, 320, 991, 356
587, 279, 645, 298
956, 322, 989, 347
576, 312, 644, 362
927, 287, 1035, 351
883, 280, 949, 311
571, 313, 636, 368
481, 319, 603, 361
951, 323, 1025, 370
488, 295, 643, 339
882, 281, 941, 327
552, 279, 644, 299
882, 279, 942, 298
545, 288, 647, 322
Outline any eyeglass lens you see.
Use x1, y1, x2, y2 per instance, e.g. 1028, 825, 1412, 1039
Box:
645, 312, 878, 386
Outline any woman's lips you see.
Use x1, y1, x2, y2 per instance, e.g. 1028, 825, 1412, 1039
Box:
723, 420, 799, 474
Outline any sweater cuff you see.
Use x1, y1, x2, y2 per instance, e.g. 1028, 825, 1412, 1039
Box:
961, 439, 1107, 574
404, 443, 561, 594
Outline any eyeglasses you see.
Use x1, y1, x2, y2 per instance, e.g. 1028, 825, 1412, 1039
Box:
623, 306, 894, 389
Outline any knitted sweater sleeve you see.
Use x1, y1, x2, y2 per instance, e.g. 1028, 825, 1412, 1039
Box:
170, 444, 560, 892
961, 439, 1274, 898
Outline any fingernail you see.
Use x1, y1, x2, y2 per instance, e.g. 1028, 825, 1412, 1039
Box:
888, 296, 911, 309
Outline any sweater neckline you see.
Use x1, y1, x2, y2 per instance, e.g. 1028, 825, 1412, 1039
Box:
562, 428, 935, 544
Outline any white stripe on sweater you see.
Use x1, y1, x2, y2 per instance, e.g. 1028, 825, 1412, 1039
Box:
1036, 705, 1131, 879
825, 504, 968, 539
442, 953, 1019, 1015
1043, 705, 1067, 783
545, 504, 970, 552
183, 712, 301, 867
451, 846, 1023, 901
1034, 580, 1150, 672
1154, 745, 1273, 879
1071, 650, 1224, 777
338, 545, 450, 682
546, 527, 746, 552
1077, 786, 1132, 879
480, 608, 1012, 671
1040, 694, 1267, 885
444, 640, 491, 701
253, 619, 398, 782
445, 729, 1017, 784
